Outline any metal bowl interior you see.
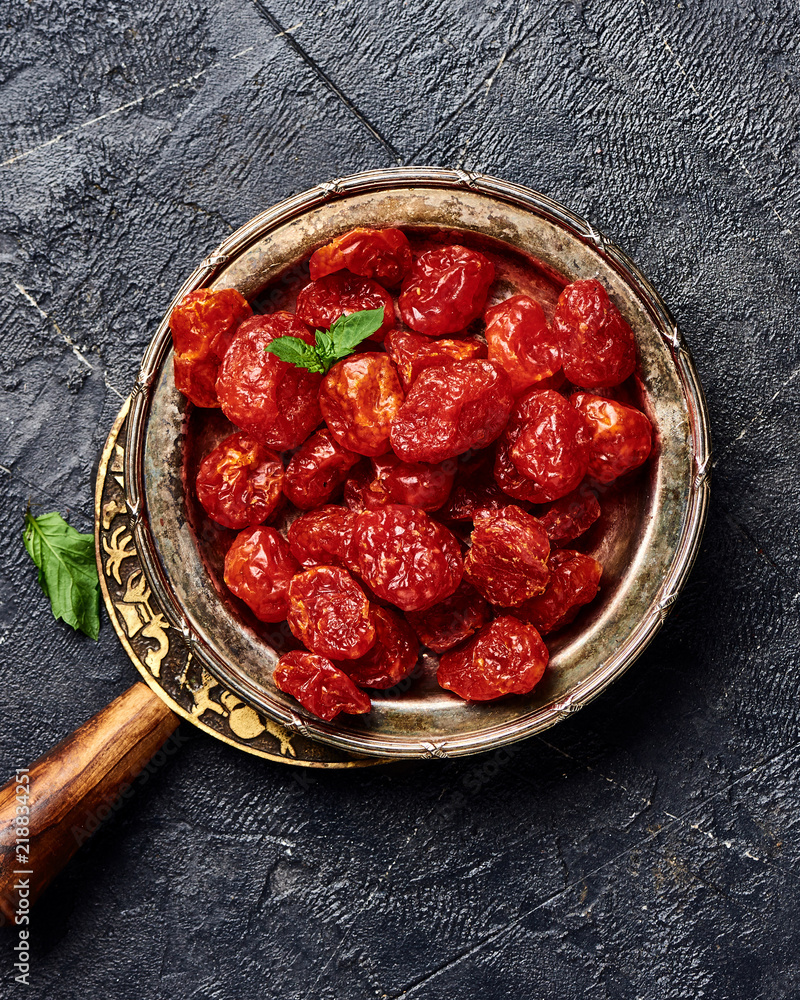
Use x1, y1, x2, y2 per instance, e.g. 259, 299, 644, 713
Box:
126, 168, 710, 760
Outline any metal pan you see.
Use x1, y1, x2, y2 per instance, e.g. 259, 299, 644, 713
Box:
125, 167, 711, 760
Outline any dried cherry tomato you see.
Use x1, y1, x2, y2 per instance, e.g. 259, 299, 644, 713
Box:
384, 328, 487, 391
537, 486, 601, 546
283, 429, 360, 509
390, 360, 513, 464
343, 461, 384, 512
336, 606, 418, 689
309, 227, 412, 288
223, 526, 299, 622
287, 565, 375, 659
320, 353, 405, 457
507, 389, 590, 503
170, 287, 252, 408
437, 451, 511, 521
216, 313, 322, 449
437, 616, 549, 701
274, 651, 371, 721
515, 549, 602, 634
399, 245, 495, 335
354, 504, 463, 612
405, 580, 492, 653
369, 453, 455, 512
287, 506, 357, 570
195, 431, 284, 529
571, 393, 653, 483
554, 279, 636, 388
484, 294, 561, 395
464, 506, 550, 606
295, 271, 395, 341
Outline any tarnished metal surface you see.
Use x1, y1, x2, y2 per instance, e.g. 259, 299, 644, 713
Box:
126, 168, 710, 759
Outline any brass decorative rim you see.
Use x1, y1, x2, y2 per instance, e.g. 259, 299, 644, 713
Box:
125, 167, 712, 760
95, 397, 383, 767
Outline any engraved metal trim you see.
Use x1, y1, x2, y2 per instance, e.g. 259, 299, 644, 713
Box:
125, 166, 712, 760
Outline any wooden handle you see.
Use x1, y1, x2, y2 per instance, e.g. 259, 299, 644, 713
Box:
0, 682, 180, 922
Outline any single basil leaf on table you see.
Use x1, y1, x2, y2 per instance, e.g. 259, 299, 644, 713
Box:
265, 335, 325, 373
23, 510, 100, 639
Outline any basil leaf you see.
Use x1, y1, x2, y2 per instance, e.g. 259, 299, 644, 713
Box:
23, 511, 100, 639
265, 336, 325, 373
328, 308, 385, 355
265, 307, 385, 375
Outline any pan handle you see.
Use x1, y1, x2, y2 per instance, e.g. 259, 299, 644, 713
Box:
0, 682, 180, 922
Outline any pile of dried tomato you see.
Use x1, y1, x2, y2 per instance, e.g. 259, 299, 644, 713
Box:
171, 227, 653, 723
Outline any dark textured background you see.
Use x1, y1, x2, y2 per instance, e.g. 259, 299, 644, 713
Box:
2, 1, 799, 996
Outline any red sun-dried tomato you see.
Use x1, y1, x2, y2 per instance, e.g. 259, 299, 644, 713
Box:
309, 227, 412, 289
170, 287, 252, 408
283, 428, 360, 509
437, 616, 549, 701
537, 486, 601, 546
343, 461, 385, 512
515, 549, 602, 634
287, 505, 358, 570
464, 506, 550, 607
554, 279, 636, 388
336, 606, 418, 689
384, 328, 487, 391
223, 526, 299, 622
287, 565, 375, 659
354, 504, 463, 612
484, 294, 561, 395
216, 313, 322, 450
369, 453, 456, 512
405, 580, 492, 653
274, 650, 371, 721
571, 393, 653, 483
390, 360, 513, 464
506, 389, 590, 503
295, 271, 395, 341
195, 431, 284, 530
437, 450, 512, 521
320, 353, 405, 457
399, 245, 495, 335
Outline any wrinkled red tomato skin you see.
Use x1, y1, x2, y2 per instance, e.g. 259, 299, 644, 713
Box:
196, 431, 284, 529
464, 506, 550, 606
287, 505, 358, 570
515, 549, 602, 634
336, 606, 418, 689
405, 580, 492, 653
171, 288, 252, 408
216, 313, 322, 450
320, 353, 405, 457
283, 429, 360, 509
287, 565, 375, 659
295, 271, 395, 340
274, 651, 371, 721
571, 393, 653, 483
400, 245, 495, 335
370, 453, 455, 512
385, 328, 487, 391
354, 504, 463, 612
309, 228, 412, 288
507, 389, 590, 503
390, 360, 514, 464
484, 294, 561, 395
437, 616, 549, 701
555, 279, 636, 388
538, 487, 601, 546
437, 451, 512, 521
223, 526, 300, 622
